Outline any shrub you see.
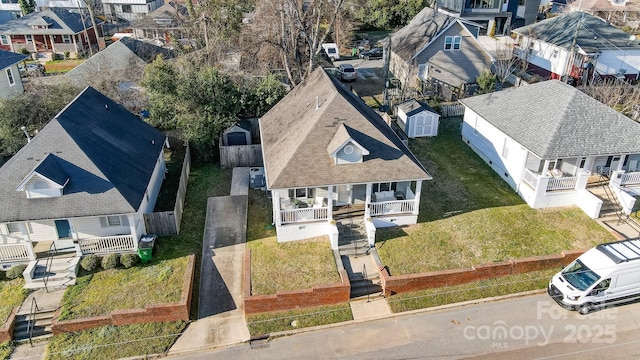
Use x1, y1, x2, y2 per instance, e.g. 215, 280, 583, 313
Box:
19, 47, 29, 55
63, 51, 70, 59
6, 264, 27, 279
101, 253, 119, 270
0, 270, 5, 281
80, 255, 100, 272
120, 253, 139, 268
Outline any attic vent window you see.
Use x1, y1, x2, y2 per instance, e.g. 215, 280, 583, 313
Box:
344, 144, 354, 154
33, 180, 49, 189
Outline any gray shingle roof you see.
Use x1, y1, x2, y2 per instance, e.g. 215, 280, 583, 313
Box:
0, 49, 27, 69
0, 86, 166, 222
0, 8, 97, 35
260, 68, 431, 189
459, 80, 640, 159
388, 7, 457, 61
513, 12, 640, 53
33, 153, 69, 186
398, 99, 436, 117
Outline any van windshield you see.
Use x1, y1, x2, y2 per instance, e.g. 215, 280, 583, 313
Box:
561, 259, 601, 291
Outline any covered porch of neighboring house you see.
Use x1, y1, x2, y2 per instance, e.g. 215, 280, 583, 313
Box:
518, 152, 640, 217
271, 180, 423, 248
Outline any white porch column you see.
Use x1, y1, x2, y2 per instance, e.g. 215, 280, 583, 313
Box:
272, 189, 282, 227
543, 160, 550, 176
413, 180, 422, 215
364, 183, 372, 218
16, 223, 36, 260
129, 214, 141, 251
617, 156, 626, 172
67, 219, 83, 256
49, 35, 56, 54
327, 186, 333, 220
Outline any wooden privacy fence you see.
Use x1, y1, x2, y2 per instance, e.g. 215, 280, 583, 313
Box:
440, 104, 465, 117
219, 143, 263, 168
144, 145, 191, 236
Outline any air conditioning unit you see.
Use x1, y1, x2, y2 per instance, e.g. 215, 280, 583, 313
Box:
250, 167, 266, 189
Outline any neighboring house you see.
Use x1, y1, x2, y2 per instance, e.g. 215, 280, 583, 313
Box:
0, 49, 27, 98
459, 80, 640, 219
130, 2, 188, 45
512, 12, 640, 84
101, 0, 164, 23
387, 7, 493, 96
65, 36, 176, 87
0, 1, 21, 25
561, 0, 640, 28
0, 86, 166, 286
436, 0, 541, 34
0, 8, 101, 60
259, 68, 432, 247
396, 99, 440, 138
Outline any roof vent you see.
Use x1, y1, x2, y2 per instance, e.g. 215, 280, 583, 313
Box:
315, 96, 319, 110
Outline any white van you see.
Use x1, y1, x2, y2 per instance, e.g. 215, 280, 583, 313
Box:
322, 43, 340, 61
548, 239, 640, 314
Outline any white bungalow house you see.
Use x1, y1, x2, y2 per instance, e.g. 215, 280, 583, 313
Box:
259, 68, 432, 248
396, 99, 440, 138
0, 86, 166, 287
459, 80, 640, 218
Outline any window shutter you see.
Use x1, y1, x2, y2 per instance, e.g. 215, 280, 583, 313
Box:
99, 217, 108, 228
120, 215, 130, 227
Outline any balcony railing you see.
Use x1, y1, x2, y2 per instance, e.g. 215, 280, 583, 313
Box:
523, 169, 539, 188
369, 200, 415, 216
619, 172, 640, 186
78, 235, 135, 254
547, 176, 577, 191
280, 207, 329, 224
0, 243, 30, 262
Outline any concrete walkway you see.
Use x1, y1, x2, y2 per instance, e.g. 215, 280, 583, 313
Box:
168, 168, 251, 355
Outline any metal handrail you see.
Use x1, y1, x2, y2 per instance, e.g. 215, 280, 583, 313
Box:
363, 264, 370, 303
43, 242, 58, 293
27, 297, 40, 346
600, 175, 640, 237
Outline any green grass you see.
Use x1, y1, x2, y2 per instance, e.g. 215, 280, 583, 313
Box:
154, 144, 186, 212
247, 189, 276, 242
387, 269, 557, 313
0, 278, 27, 325
247, 237, 339, 295
0, 341, 12, 360
46, 321, 186, 360
410, 117, 523, 222
246, 304, 352, 336
377, 206, 614, 275
58, 257, 189, 321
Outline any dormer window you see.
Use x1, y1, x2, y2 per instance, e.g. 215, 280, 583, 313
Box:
327, 124, 370, 165
16, 153, 69, 198
33, 180, 49, 189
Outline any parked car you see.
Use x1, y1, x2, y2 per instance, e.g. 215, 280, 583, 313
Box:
18, 63, 45, 77
359, 47, 383, 61
337, 63, 357, 82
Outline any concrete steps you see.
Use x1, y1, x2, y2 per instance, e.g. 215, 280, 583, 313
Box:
12, 309, 56, 343
24, 254, 79, 290
350, 273, 382, 298
588, 186, 624, 218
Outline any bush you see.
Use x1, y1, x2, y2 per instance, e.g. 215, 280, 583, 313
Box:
63, 51, 70, 60
6, 264, 27, 279
19, 47, 29, 55
120, 253, 139, 269
101, 253, 119, 270
0, 270, 5, 281
80, 255, 100, 272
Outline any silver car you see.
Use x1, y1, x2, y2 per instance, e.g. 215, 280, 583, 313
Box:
337, 64, 356, 82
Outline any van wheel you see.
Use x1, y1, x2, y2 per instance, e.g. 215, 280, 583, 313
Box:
578, 303, 592, 315
364, 55, 370, 61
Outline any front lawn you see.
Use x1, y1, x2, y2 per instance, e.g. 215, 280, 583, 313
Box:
0, 341, 11, 360
246, 304, 352, 336
0, 278, 27, 325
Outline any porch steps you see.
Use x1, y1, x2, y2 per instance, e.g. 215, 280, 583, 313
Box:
24, 255, 80, 290
337, 220, 370, 257
12, 308, 56, 343
349, 273, 383, 299
588, 187, 624, 218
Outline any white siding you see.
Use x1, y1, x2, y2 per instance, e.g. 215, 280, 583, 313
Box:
73, 216, 131, 239
519, 37, 570, 76
28, 221, 57, 242
595, 49, 640, 76
140, 150, 166, 213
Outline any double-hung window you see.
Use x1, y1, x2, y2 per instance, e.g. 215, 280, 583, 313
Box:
444, 36, 461, 50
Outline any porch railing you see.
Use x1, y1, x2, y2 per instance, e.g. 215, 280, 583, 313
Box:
369, 200, 415, 216
0, 243, 30, 262
280, 207, 329, 224
547, 176, 577, 191
523, 169, 539, 189
619, 172, 640, 186
78, 235, 135, 254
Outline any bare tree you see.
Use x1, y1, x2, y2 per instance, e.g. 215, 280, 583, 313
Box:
243, 0, 346, 86
579, 81, 640, 120
492, 37, 519, 86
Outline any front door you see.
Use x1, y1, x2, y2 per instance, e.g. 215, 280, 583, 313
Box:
55, 220, 72, 239
337, 185, 351, 205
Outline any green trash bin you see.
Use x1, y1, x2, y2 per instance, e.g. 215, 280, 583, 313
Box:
138, 235, 156, 264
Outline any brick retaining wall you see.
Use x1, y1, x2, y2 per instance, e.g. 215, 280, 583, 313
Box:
52, 254, 195, 335
0, 307, 18, 343
244, 250, 351, 314
380, 250, 585, 296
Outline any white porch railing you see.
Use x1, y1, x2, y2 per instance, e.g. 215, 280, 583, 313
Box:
369, 200, 415, 216
547, 176, 578, 191
280, 207, 329, 224
619, 172, 640, 186
523, 169, 539, 189
78, 235, 136, 254
0, 243, 30, 262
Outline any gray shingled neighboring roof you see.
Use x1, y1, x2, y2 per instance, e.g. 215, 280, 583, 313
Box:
0, 8, 97, 35
33, 153, 69, 186
260, 68, 431, 189
0, 49, 27, 69
388, 7, 457, 61
459, 80, 640, 159
398, 99, 437, 117
513, 12, 640, 53
0, 86, 166, 223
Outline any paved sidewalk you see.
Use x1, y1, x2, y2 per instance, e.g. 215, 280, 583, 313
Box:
168, 168, 251, 355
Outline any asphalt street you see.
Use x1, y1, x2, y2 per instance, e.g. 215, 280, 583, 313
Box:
171, 293, 640, 359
